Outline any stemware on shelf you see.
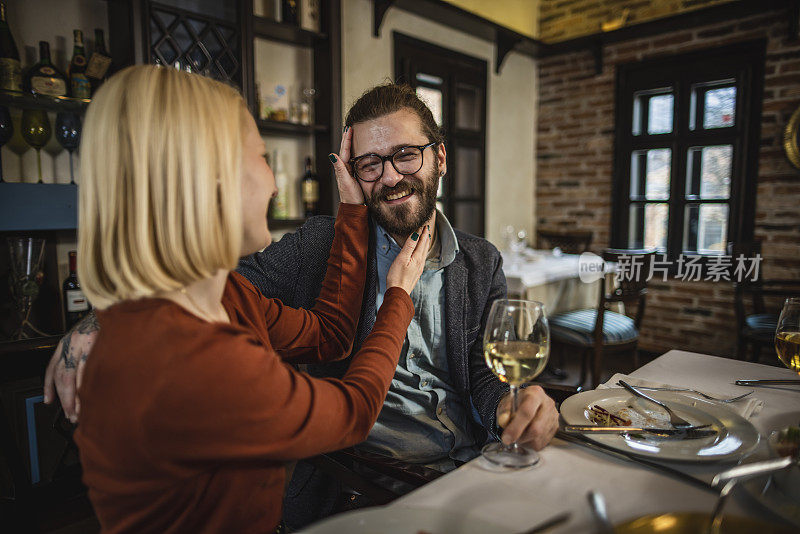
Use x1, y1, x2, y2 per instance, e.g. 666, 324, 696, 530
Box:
21, 108, 51, 183
55, 112, 81, 184
7, 237, 48, 339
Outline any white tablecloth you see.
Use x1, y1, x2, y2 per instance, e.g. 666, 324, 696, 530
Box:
391, 350, 800, 531
501, 249, 613, 315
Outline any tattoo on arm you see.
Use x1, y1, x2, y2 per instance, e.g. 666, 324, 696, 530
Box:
75, 311, 99, 335
60, 333, 77, 370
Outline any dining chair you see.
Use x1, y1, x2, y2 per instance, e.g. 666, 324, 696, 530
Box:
730, 241, 800, 362
307, 383, 583, 509
536, 229, 593, 254
549, 248, 656, 389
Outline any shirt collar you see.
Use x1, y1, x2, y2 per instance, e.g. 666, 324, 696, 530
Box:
374, 209, 459, 270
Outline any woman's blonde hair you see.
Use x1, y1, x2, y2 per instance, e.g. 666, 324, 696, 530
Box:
78, 65, 247, 309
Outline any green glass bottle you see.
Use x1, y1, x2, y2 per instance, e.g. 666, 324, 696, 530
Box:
68, 30, 90, 99
24, 41, 68, 97
86, 28, 111, 94
0, 2, 21, 92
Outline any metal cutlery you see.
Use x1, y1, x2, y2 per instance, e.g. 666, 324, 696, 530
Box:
619, 385, 753, 403
587, 490, 614, 534
564, 424, 716, 439
515, 511, 571, 534
711, 454, 800, 487
735, 379, 800, 386
618, 380, 693, 429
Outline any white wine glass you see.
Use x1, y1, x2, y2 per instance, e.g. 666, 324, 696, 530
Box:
482, 299, 549, 468
775, 297, 800, 374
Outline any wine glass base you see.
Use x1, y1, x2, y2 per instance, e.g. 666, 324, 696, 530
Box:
481, 442, 540, 469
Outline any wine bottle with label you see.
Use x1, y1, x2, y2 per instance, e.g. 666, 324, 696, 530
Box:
301, 156, 319, 217
24, 41, 68, 97
63, 251, 90, 329
0, 2, 21, 92
86, 28, 111, 94
68, 30, 90, 99
271, 149, 290, 219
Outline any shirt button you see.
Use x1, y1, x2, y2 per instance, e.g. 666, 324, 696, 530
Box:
420, 380, 428, 387
408, 352, 415, 359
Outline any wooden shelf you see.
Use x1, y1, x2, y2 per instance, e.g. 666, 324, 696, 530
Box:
0, 91, 90, 113
252, 16, 327, 47
0, 335, 61, 358
257, 119, 329, 137
0, 182, 77, 231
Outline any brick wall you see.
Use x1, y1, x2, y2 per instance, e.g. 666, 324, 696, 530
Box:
536, 7, 800, 356
539, 0, 734, 42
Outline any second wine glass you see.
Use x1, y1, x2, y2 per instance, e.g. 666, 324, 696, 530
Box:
482, 299, 550, 469
55, 112, 81, 184
775, 297, 800, 374
21, 108, 51, 183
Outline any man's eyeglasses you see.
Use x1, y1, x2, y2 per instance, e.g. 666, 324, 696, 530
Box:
349, 142, 438, 182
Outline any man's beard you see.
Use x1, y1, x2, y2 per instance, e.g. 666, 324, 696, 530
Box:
365, 167, 438, 237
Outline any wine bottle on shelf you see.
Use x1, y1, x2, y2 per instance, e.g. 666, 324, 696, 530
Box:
24, 41, 68, 97
301, 156, 319, 217
0, 1, 21, 92
68, 30, 91, 99
271, 149, 290, 219
86, 28, 111, 95
63, 250, 90, 330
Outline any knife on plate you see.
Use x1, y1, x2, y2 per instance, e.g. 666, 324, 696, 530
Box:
734, 379, 800, 386
564, 424, 716, 439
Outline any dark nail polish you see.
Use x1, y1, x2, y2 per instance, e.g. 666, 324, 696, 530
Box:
411, 232, 419, 241
328, 154, 336, 163
343, 125, 349, 133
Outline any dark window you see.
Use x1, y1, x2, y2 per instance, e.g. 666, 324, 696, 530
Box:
611, 41, 765, 262
394, 33, 488, 237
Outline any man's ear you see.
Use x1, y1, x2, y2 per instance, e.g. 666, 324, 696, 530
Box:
436, 143, 447, 175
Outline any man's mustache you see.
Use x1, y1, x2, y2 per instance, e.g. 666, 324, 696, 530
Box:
375, 178, 425, 202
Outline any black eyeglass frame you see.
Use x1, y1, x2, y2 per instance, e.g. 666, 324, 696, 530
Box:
349, 142, 439, 182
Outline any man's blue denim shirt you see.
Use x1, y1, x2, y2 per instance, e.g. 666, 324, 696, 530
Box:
358, 210, 481, 471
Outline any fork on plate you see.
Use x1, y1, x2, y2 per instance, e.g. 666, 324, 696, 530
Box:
618, 380, 693, 429
615, 383, 754, 403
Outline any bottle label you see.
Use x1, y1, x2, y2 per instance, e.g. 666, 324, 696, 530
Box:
31, 76, 67, 96
0, 58, 22, 92
302, 180, 319, 203
66, 289, 90, 312
86, 53, 111, 79
71, 74, 91, 99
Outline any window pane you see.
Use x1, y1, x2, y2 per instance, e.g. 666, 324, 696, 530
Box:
454, 202, 482, 236
647, 94, 673, 134
686, 145, 732, 199
454, 146, 481, 197
416, 85, 443, 126
684, 204, 728, 254
416, 72, 443, 85
703, 86, 736, 129
455, 83, 482, 130
628, 203, 668, 250
630, 149, 670, 200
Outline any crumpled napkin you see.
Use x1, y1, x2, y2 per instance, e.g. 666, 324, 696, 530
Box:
598, 373, 764, 419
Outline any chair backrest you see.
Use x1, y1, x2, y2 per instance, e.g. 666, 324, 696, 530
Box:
537, 229, 593, 254
598, 248, 656, 331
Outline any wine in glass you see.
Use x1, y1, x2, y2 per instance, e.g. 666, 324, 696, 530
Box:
775, 297, 800, 374
55, 112, 81, 184
0, 106, 12, 182
482, 299, 550, 468
21, 108, 51, 183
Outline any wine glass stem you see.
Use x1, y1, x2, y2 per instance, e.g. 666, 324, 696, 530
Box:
68, 151, 74, 184
508, 384, 519, 449
36, 148, 42, 183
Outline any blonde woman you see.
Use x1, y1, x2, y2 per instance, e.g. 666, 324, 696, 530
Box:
73, 65, 429, 533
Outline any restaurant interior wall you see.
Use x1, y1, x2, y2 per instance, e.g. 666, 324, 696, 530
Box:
341, 0, 537, 246
535, 5, 800, 356
2, 0, 109, 291
539, 0, 736, 43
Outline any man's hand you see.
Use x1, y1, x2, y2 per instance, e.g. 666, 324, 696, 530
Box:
495, 386, 559, 451
43, 312, 99, 423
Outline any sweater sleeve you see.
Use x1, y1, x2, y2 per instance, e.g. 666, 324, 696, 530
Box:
259, 203, 368, 365
142, 287, 412, 463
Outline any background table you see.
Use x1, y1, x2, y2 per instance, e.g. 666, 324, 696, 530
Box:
391, 350, 800, 532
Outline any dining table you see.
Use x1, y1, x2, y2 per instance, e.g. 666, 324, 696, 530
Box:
384, 349, 800, 532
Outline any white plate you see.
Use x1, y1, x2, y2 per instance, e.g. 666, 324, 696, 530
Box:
560, 388, 760, 462
296, 506, 513, 534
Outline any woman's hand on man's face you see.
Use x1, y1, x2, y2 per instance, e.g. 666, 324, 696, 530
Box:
329, 126, 365, 205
